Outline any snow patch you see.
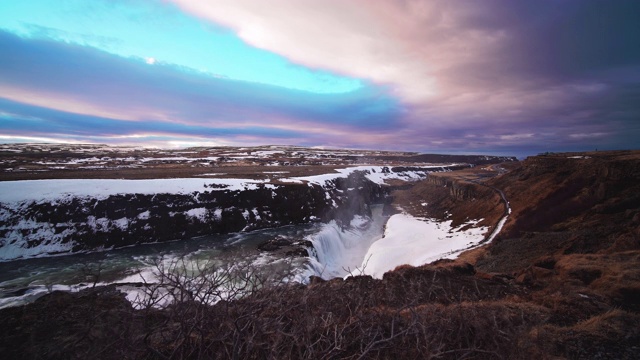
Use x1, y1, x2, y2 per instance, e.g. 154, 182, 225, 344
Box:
278, 178, 303, 184
361, 213, 488, 279
185, 208, 207, 222
113, 217, 129, 231
0, 178, 273, 204
290, 165, 455, 187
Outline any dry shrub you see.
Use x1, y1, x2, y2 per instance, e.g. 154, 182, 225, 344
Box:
136, 263, 541, 359
552, 252, 640, 310
529, 310, 640, 359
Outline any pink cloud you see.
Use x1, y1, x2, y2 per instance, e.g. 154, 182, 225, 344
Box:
170, 0, 637, 153
169, 1, 512, 106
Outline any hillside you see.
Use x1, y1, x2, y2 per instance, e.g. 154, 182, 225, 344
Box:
1, 150, 639, 359
392, 150, 640, 357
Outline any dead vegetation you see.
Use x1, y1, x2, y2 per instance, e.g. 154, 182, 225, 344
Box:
0, 261, 548, 359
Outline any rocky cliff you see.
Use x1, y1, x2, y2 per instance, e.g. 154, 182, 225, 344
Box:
425, 174, 487, 201
0, 171, 388, 260
485, 151, 640, 253
1, 165, 461, 260
391, 170, 505, 231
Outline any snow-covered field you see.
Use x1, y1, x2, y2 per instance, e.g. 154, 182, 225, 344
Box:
291, 165, 457, 186
0, 143, 515, 177
0, 178, 275, 204
361, 213, 489, 279
0, 144, 434, 172
0, 165, 444, 205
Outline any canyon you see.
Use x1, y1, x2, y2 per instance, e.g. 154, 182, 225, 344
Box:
1, 146, 639, 359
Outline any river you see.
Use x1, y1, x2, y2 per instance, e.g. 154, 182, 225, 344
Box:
0, 205, 388, 309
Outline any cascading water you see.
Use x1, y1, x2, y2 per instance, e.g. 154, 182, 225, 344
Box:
0, 225, 316, 309
305, 205, 387, 279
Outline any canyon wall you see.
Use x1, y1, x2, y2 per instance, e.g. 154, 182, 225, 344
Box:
0, 171, 391, 260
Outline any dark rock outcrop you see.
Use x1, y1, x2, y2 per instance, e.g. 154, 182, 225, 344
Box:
0, 167, 461, 260
0, 171, 384, 259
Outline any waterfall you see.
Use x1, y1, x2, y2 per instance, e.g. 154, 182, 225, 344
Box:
306, 205, 387, 279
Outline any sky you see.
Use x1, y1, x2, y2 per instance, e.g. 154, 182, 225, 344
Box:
1, 0, 639, 157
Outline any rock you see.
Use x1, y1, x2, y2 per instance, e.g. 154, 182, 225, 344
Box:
0, 171, 390, 260
257, 237, 293, 252
308, 276, 326, 285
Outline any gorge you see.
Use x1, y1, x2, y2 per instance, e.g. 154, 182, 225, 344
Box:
1, 146, 639, 359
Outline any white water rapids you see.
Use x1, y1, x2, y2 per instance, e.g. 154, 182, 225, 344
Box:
306, 205, 387, 279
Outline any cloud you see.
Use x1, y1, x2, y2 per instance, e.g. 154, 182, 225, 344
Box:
0, 30, 403, 146
171, 0, 640, 155
2, 1, 639, 155
0, 97, 303, 139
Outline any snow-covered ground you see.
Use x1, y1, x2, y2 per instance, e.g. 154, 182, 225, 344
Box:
0, 144, 455, 171
0, 165, 443, 205
361, 213, 488, 279
292, 165, 458, 187
0, 178, 275, 204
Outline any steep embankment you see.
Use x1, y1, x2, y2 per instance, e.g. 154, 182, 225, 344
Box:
474, 152, 640, 317
472, 151, 640, 358
354, 166, 508, 278
0, 171, 384, 260
478, 151, 640, 274
391, 168, 506, 232
0, 165, 463, 261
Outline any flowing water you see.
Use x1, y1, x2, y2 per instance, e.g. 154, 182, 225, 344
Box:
0, 206, 388, 309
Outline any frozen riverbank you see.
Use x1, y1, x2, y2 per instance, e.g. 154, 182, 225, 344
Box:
361, 213, 489, 279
